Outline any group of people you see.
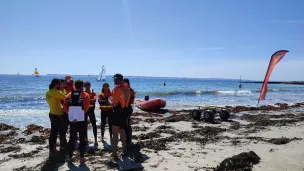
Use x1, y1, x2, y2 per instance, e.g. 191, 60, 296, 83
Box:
45, 73, 135, 164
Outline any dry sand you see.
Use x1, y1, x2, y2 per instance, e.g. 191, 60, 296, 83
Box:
1, 106, 304, 171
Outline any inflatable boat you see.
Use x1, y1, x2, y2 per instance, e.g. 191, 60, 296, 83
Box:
135, 98, 166, 111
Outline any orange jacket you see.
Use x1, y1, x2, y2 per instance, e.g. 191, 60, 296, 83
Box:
111, 83, 131, 109
98, 90, 113, 111
63, 91, 90, 114
85, 90, 96, 107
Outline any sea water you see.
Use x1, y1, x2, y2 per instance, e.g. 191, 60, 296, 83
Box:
0, 75, 303, 128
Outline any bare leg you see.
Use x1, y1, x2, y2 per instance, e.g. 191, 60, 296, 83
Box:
111, 126, 119, 158
119, 129, 127, 153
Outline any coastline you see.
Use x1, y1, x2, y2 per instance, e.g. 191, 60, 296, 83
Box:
1, 105, 304, 170
242, 81, 304, 85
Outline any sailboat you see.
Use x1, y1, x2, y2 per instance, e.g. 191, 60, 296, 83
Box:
17, 72, 20, 76
239, 75, 242, 88
96, 65, 106, 81
34, 68, 40, 77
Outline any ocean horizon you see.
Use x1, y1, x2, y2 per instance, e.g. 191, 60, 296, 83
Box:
1, 73, 303, 82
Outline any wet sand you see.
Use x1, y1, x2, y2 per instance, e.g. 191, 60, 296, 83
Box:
1, 104, 304, 171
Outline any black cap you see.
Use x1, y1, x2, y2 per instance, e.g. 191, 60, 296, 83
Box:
113, 73, 123, 80
84, 81, 91, 86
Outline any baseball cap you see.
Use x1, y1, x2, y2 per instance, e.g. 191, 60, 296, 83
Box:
113, 73, 123, 80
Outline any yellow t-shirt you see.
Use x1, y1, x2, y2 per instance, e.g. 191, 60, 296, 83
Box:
60, 89, 67, 95
46, 89, 66, 115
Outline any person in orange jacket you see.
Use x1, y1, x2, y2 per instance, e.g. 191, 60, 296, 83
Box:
63, 79, 90, 165
65, 75, 75, 93
83, 81, 98, 147
98, 82, 113, 142
123, 78, 135, 146
108, 73, 131, 159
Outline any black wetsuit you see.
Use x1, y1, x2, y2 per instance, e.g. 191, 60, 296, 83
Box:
99, 91, 113, 139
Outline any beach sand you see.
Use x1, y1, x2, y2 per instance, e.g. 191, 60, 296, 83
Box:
1, 105, 304, 171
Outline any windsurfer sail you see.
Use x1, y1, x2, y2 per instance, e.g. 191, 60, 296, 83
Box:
97, 65, 106, 81
258, 50, 289, 105
34, 68, 39, 77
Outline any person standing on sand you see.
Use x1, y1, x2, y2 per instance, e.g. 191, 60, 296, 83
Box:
46, 78, 67, 157
98, 82, 113, 142
108, 73, 131, 159
63, 80, 90, 164
83, 81, 98, 148
123, 78, 135, 146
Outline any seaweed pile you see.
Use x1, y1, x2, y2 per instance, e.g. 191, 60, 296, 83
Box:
22, 124, 44, 135
133, 126, 150, 132
9, 149, 40, 159
0, 145, 21, 153
241, 113, 304, 128
0, 123, 19, 131
136, 132, 162, 140
230, 122, 241, 130
246, 136, 302, 145
138, 126, 226, 151
224, 102, 304, 113
29, 135, 48, 144
132, 112, 163, 118
0, 130, 18, 144
154, 125, 177, 135
215, 151, 260, 171
164, 113, 193, 122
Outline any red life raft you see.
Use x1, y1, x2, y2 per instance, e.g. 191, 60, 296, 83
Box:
135, 98, 166, 110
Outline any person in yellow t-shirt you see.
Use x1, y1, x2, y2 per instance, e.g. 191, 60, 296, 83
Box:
46, 78, 67, 157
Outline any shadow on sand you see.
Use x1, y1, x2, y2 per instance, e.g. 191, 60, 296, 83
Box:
106, 143, 149, 171
40, 151, 65, 171
140, 109, 169, 114
67, 163, 90, 171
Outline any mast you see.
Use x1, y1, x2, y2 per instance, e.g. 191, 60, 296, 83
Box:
97, 65, 105, 81
101, 65, 106, 81
239, 75, 242, 88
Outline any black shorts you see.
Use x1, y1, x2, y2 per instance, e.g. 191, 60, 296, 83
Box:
111, 108, 128, 129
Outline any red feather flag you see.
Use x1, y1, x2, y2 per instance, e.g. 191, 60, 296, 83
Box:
258, 50, 289, 101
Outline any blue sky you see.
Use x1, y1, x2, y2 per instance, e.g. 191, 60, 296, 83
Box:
0, 0, 303, 80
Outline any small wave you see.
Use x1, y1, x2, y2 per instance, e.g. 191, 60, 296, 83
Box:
136, 90, 255, 97
0, 96, 45, 103
218, 90, 253, 95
